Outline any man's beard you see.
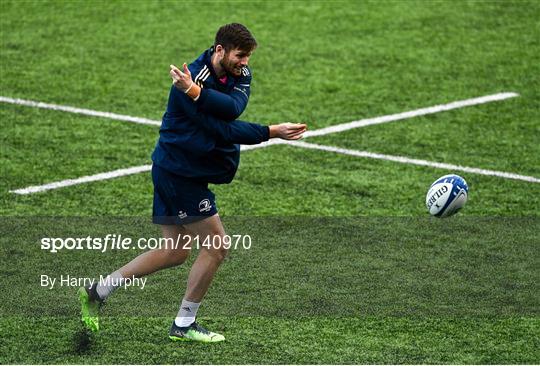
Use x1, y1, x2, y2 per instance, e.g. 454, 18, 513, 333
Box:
220, 56, 242, 76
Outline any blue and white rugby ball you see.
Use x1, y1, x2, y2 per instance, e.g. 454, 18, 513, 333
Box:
425, 174, 468, 218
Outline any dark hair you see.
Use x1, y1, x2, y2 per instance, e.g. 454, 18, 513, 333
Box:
214, 23, 257, 52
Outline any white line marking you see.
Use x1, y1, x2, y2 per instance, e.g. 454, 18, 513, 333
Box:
285, 141, 540, 183
303, 92, 519, 138
10, 165, 152, 195
9, 143, 285, 194
0, 96, 161, 126
6, 92, 530, 194
1, 92, 518, 133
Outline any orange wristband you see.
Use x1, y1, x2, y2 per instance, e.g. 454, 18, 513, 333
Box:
186, 83, 201, 100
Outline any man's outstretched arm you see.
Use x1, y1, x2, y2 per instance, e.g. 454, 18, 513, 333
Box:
172, 87, 306, 145
195, 114, 307, 145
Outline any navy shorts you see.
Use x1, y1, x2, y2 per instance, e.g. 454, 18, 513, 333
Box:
152, 164, 218, 225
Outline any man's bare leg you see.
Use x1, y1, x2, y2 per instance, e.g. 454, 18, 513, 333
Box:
183, 214, 228, 302
80, 224, 191, 332
171, 214, 228, 342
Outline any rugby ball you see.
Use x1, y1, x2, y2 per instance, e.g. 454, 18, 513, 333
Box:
425, 174, 468, 218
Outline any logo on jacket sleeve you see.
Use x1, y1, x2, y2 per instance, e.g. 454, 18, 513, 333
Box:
199, 199, 212, 213
194, 65, 211, 87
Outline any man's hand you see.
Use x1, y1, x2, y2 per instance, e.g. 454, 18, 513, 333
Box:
170, 63, 192, 90
170, 63, 201, 100
269, 123, 307, 140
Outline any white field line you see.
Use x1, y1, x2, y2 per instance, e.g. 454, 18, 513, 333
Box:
1, 92, 519, 132
10, 165, 152, 195
0, 96, 161, 126
6, 92, 529, 194
285, 141, 540, 183
9, 141, 286, 194
303, 92, 519, 137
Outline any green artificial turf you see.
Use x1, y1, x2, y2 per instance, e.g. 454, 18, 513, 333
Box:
1, 0, 539, 363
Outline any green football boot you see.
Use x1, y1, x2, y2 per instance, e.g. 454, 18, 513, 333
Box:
169, 321, 225, 343
78, 283, 103, 332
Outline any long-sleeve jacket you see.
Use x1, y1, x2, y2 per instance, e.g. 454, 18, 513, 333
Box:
152, 47, 269, 184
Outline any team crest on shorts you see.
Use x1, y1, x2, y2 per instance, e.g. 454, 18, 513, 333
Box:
199, 199, 211, 213
178, 210, 187, 219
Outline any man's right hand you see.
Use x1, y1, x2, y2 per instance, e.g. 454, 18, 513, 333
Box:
269, 123, 307, 140
170, 63, 193, 90
170, 63, 201, 100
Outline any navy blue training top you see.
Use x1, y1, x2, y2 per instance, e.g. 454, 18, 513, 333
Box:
152, 47, 270, 184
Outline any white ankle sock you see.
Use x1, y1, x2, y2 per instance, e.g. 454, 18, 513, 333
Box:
174, 299, 200, 327
96, 270, 124, 300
